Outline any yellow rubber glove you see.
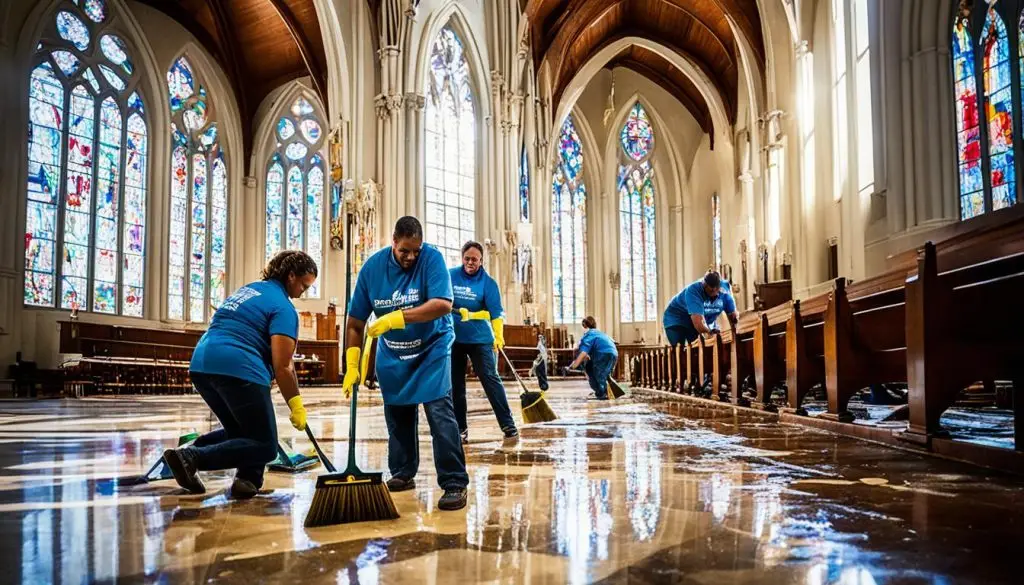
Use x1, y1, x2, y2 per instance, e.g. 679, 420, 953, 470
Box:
466, 309, 491, 321
286, 395, 307, 431
360, 335, 374, 384
491, 317, 505, 350
367, 310, 405, 338
341, 346, 360, 399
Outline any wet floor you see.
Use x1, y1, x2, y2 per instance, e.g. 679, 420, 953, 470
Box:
0, 382, 1022, 584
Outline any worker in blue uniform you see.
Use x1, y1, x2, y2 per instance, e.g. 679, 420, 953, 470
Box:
565, 316, 619, 400
344, 216, 469, 511
663, 271, 739, 347
163, 251, 317, 500
449, 241, 518, 443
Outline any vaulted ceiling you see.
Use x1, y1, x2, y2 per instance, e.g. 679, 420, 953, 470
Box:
524, 0, 765, 137
137, 0, 328, 161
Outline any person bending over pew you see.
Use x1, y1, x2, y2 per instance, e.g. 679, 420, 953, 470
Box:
663, 271, 739, 347
564, 316, 619, 401
163, 251, 317, 500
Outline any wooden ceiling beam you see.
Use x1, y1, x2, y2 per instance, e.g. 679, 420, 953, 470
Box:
267, 0, 329, 110
611, 57, 713, 136
554, 28, 735, 124
134, 0, 225, 63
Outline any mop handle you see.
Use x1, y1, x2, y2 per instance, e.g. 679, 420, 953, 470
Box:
305, 426, 337, 473
499, 348, 531, 394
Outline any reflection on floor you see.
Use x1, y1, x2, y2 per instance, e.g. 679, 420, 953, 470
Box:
1, 381, 1023, 584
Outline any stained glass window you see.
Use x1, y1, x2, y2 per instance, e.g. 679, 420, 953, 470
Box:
167, 56, 227, 322
982, 6, 1016, 212
24, 0, 148, 315
955, 10, 984, 218
265, 96, 325, 298
519, 145, 529, 222
952, 0, 1022, 220
618, 102, 657, 323
552, 115, 587, 324
424, 26, 475, 267
620, 102, 655, 162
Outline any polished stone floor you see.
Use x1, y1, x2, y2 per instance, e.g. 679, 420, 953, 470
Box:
0, 381, 1022, 584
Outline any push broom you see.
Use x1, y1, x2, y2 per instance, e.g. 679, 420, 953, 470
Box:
304, 333, 398, 526
500, 348, 558, 423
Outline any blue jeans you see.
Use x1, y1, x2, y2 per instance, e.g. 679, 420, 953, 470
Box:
187, 372, 279, 487
451, 343, 517, 432
384, 393, 469, 490
585, 354, 618, 399
665, 325, 699, 347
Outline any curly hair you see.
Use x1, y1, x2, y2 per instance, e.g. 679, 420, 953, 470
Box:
461, 240, 484, 256
261, 250, 318, 283
582, 316, 597, 329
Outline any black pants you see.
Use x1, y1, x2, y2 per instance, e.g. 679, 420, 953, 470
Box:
188, 372, 278, 487
451, 343, 517, 432
533, 360, 549, 390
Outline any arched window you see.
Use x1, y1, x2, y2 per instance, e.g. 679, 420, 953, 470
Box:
519, 145, 530, 223
424, 25, 475, 267
953, 5, 983, 217
552, 115, 587, 325
264, 95, 325, 298
24, 0, 148, 316
617, 102, 657, 323
981, 6, 1015, 211
167, 56, 227, 322
951, 0, 1021, 219
832, 0, 876, 203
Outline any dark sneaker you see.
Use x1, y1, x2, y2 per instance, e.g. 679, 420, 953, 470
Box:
386, 476, 416, 492
460, 429, 469, 444
229, 478, 259, 500
438, 487, 467, 511
587, 395, 608, 401
502, 426, 519, 440
162, 448, 205, 494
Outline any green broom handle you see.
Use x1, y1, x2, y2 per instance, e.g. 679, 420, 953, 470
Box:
499, 348, 531, 394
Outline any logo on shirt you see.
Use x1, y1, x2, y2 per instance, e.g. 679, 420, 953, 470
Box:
453, 285, 477, 300
221, 286, 261, 311
374, 288, 421, 309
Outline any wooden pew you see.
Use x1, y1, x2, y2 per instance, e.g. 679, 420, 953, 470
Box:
753, 303, 790, 410
822, 272, 909, 421
729, 312, 759, 406
785, 292, 830, 414
683, 339, 700, 394
903, 242, 1024, 449
701, 332, 730, 402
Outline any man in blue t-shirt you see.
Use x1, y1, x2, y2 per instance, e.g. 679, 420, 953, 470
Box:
344, 216, 469, 511
566, 316, 619, 400
663, 271, 739, 347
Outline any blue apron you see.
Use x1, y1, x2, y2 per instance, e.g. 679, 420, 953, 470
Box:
348, 245, 455, 405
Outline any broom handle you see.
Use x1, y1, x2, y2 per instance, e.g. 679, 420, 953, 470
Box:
499, 348, 531, 394
305, 426, 337, 473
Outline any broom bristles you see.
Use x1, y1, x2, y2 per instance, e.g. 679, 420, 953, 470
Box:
607, 377, 627, 399
521, 391, 558, 423
304, 474, 399, 527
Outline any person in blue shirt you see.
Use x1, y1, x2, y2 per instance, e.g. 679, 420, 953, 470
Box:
566, 316, 619, 400
449, 241, 517, 443
344, 216, 469, 511
163, 251, 316, 500
663, 271, 739, 347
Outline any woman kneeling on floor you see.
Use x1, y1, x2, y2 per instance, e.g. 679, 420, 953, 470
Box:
163, 251, 316, 499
